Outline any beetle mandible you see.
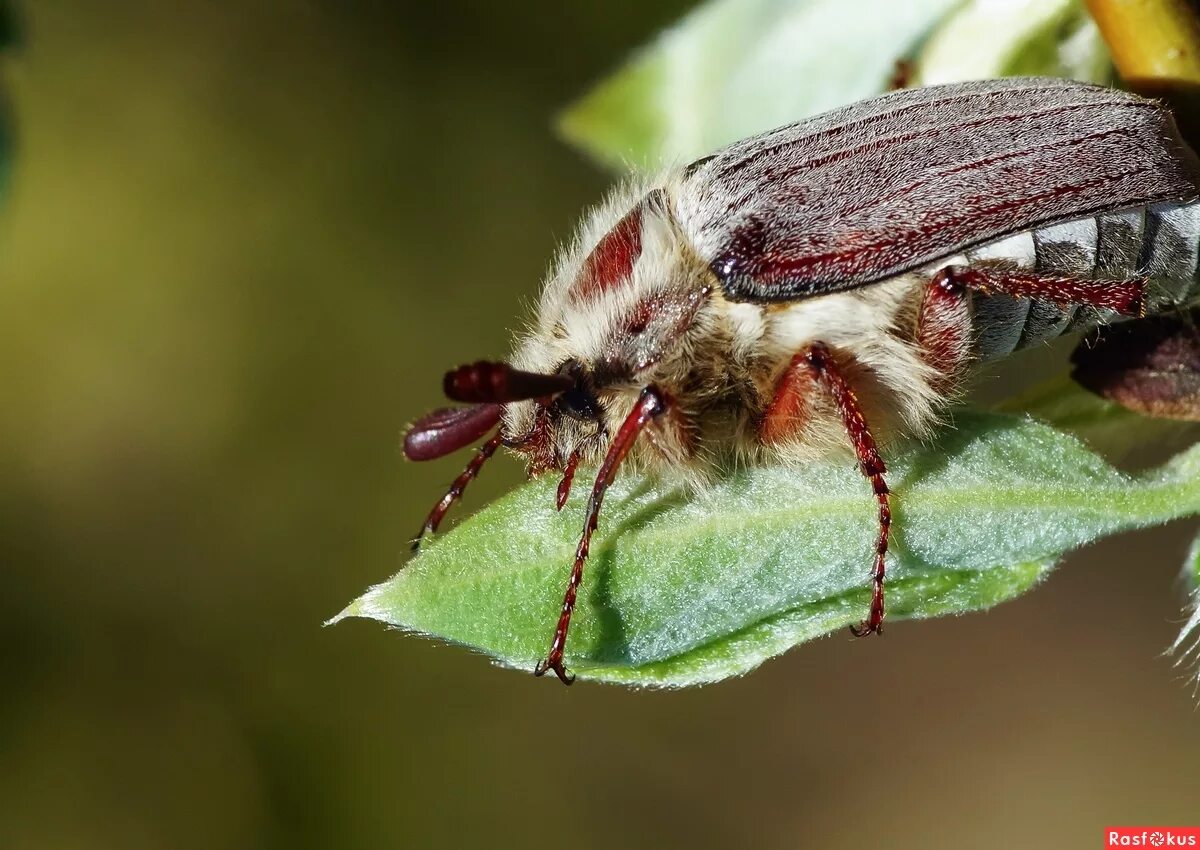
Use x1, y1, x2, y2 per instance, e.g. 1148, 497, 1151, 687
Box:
403, 77, 1200, 684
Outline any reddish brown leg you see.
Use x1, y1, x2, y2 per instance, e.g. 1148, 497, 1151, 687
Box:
411, 432, 503, 551
534, 387, 668, 685
917, 272, 974, 390
556, 447, 582, 511
760, 352, 817, 445
761, 345, 891, 635
806, 344, 891, 637
934, 264, 1146, 317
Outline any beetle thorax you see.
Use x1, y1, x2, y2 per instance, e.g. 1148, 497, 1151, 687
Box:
501, 175, 954, 481
501, 179, 721, 474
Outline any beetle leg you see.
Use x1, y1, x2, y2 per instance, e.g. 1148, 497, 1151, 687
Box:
555, 447, 583, 511
934, 264, 1146, 317
535, 386, 669, 685
760, 351, 818, 444
411, 431, 503, 552
764, 344, 891, 637
916, 271, 974, 390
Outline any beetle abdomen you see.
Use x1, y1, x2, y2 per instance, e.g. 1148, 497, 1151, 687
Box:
957, 201, 1200, 360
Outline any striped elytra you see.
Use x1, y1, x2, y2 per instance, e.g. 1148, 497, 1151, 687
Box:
683, 77, 1200, 301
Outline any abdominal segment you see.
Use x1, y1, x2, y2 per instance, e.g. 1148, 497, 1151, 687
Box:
961, 201, 1200, 361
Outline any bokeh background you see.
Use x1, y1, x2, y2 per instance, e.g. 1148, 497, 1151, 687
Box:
0, 3, 1198, 849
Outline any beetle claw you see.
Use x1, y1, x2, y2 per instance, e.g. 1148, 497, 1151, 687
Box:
849, 617, 884, 638
533, 654, 576, 685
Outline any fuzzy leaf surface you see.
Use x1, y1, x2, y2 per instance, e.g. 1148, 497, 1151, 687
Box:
337, 414, 1200, 686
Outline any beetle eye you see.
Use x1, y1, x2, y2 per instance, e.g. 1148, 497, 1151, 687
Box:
553, 360, 602, 422
556, 384, 601, 421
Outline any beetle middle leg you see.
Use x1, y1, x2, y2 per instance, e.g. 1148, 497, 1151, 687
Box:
762, 343, 892, 637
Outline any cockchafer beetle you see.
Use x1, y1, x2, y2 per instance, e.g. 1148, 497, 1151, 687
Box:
403, 76, 1200, 684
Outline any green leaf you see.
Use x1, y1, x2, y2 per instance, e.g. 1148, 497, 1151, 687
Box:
335, 413, 1200, 686
558, 0, 1111, 171
915, 0, 1110, 86
558, 0, 963, 171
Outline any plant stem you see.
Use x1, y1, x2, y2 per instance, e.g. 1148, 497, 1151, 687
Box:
1086, 0, 1200, 144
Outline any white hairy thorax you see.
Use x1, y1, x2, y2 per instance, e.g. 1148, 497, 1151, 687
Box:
503, 173, 952, 481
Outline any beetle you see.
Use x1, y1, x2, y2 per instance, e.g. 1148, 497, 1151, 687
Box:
402, 76, 1200, 684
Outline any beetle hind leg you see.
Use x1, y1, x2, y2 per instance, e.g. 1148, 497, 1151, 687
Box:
933, 264, 1146, 317
916, 269, 975, 391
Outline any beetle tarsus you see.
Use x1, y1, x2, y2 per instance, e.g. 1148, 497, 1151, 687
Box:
555, 448, 582, 511
851, 472, 890, 638
850, 568, 886, 637
533, 653, 575, 685
850, 619, 883, 638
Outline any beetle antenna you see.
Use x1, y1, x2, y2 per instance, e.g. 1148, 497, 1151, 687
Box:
403, 403, 503, 462
444, 360, 573, 404
534, 386, 668, 685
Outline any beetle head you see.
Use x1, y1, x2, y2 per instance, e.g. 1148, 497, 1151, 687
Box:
500, 187, 713, 472
403, 183, 712, 473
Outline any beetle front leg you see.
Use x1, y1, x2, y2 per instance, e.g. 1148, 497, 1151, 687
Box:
411, 432, 503, 551
535, 386, 670, 685
763, 344, 891, 637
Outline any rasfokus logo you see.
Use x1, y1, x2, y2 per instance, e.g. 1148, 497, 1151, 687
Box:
1106, 827, 1200, 847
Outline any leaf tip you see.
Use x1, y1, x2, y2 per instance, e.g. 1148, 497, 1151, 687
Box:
324, 602, 358, 627
326, 586, 387, 627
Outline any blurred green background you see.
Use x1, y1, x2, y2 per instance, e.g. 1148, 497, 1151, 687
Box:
0, 3, 1198, 848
